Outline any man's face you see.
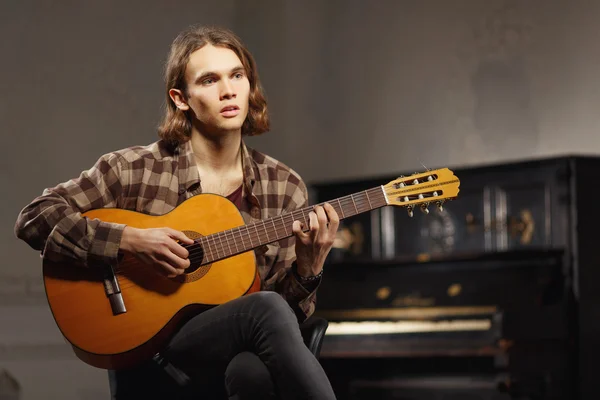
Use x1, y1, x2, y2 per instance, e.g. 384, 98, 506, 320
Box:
173, 44, 250, 135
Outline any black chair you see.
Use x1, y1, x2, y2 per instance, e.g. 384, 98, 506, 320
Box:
108, 316, 329, 399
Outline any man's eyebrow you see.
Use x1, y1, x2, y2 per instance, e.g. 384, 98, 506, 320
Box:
230, 65, 245, 74
195, 65, 246, 83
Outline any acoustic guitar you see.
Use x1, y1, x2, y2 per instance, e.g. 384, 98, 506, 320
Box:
43, 168, 460, 369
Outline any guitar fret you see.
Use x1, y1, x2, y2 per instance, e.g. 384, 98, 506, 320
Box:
336, 199, 345, 218
210, 235, 217, 260
232, 230, 239, 253
208, 235, 216, 260
208, 236, 216, 261
218, 234, 225, 259
360, 193, 368, 212
224, 231, 232, 256
202, 237, 212, 263
245, 225, 253, 250
218, 234, 224, 258
271, 219, 279, 240
341, 197, 350, 218
253, 224, 261, 245
218, 234, 224, 259
239, 226, 252, 250
365, 190, 372, 209
262, 221, 270, 242
301, 209, 308, 229
231, 231, 236, 253
281, 215, 289, 236
350, 194, 359, 215
262, 221, 269, 242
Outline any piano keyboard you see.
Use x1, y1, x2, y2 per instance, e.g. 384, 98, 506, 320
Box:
326, 319, 492, 335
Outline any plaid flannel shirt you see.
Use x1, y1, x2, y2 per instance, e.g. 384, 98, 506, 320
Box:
15, 139, 318, 321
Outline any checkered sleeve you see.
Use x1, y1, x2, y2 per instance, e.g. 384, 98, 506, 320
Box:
14, 152, 127, 268
272, 177, 320, 322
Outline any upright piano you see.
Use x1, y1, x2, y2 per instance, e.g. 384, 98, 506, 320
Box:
310, 156, 600, 400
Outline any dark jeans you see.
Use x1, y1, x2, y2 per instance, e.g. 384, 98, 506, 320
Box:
113, 291, 335, 399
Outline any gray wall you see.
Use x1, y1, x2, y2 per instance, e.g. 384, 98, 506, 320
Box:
2, 0, 600, 398
243, 0, 600, 183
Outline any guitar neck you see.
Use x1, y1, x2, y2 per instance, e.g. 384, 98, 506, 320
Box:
199, 186, 388, 264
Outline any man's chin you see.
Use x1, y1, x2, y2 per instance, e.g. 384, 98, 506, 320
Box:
193, 116, 246, 136
219, 118, 245, 131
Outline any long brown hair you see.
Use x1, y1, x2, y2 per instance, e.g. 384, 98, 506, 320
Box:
158, 25, 269, 146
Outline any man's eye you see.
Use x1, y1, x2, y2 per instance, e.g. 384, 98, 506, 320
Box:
234, 73, 244, 79
202, 78, 215, 85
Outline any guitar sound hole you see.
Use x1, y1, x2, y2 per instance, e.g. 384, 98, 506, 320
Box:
180, 230, 212, 280
185, 255, 205, 274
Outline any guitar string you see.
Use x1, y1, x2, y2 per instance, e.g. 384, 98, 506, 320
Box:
114, 175, 455, 289
114, 194, 380, 280
186, 190, 385, 260
177, 189, 385, 263
113, 181, 449, 290
113, 194, 384, 289
114, 180, 447, 290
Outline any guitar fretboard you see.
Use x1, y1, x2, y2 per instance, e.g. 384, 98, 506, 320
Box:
194, 186, 387, 265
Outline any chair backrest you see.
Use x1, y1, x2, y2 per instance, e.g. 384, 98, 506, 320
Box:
299, 316, 329, 358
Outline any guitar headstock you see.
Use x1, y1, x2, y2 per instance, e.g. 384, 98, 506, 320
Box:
383, 168, 460, 217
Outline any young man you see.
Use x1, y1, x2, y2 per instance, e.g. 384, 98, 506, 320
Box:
15, 25, 338, 399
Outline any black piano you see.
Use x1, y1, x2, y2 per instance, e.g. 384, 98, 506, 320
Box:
309, 156, 600, 400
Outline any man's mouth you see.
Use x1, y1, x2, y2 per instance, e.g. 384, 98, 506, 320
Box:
220, 105, 240, 117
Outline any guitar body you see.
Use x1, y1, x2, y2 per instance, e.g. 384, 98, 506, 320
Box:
43, 194, 261, 370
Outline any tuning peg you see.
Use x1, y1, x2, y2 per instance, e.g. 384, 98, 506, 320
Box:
407, 205, 414, 218
436, 201, 445, 212
420, 203, 430, 214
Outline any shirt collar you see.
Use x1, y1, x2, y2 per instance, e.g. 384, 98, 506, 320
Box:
177, 138, 258, 194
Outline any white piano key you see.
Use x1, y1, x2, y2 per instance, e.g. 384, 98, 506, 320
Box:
325, 319, 492, 335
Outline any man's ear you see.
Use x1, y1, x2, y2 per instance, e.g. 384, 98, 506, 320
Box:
168, 88, 190, 111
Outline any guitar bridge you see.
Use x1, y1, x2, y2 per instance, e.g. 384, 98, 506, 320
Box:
103, 267, 126, 315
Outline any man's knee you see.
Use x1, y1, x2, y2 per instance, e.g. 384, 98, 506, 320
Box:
225, 352, 275, 400
246, 291, 296, 324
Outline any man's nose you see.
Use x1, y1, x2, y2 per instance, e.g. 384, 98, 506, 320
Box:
220, 79, 236, 100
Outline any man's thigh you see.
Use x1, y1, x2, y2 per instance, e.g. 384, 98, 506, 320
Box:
163, 291, 297, 377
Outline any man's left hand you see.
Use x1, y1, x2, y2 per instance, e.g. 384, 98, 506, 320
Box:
292, 202, 340, 277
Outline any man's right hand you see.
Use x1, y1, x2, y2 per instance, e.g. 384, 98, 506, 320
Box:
120, 226, 194, 278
